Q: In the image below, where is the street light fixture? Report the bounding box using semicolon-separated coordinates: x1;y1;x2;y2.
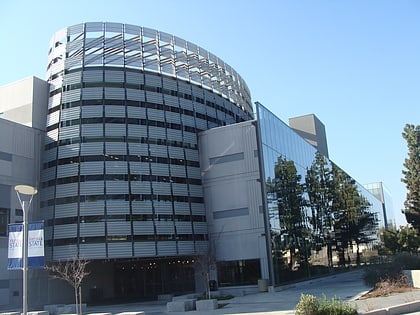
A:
14;185;37;315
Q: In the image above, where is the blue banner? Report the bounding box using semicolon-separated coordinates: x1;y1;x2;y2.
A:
8;221;44;270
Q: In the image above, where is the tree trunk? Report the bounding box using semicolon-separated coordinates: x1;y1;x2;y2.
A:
74;285;79;315
79;286;82;315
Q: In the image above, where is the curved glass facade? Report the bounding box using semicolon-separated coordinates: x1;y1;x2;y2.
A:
256;102;384;284
41;22;253;263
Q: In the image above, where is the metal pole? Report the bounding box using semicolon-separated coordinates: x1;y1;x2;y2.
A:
14;185;37;315
22;200;28;315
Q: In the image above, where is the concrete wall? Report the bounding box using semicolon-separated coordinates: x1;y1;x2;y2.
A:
198;121;268;280
0;112;44;310
0;77;48;130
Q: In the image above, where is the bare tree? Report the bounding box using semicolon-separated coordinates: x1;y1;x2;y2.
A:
46;259;90;315
195;240;217;299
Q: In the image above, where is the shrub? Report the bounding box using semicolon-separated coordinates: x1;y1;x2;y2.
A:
364;253;420;287
295;294;318;315
295;294;357;315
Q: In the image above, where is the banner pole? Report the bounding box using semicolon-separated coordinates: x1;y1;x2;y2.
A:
14;185;37;315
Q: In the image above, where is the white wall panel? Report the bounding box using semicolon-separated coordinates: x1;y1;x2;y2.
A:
80;181;105;194
185;149;198;161
177;241;195;254
56;183;78;197
165;111;181;123
104;88;125;99
126;71;144;84
127;124;147;137
107;221;131;234
40;186;55;201
133;221;154;234
58;144;80;158
105;105;126;117
107;200;129;214
55;203;78;218
129;162;149;174
130;181;151;194
56;164;79;177
132;200;153;213
105;161;127;174
79;244;106;259
61;107;81;120
187;167;201;178
134;242;156;256
191;203;205;215
127;89;145;101
155;222;175;233
82;70;103;82
80;223;105;236
152;182;171;194
80;201;105;215
151;164;169;176
82;87;103;99
108;243;132;258
168;146;184;159
193;222;208;234
43;148;57;162
195;118;207;130
81;142;104;155
105;181;129;194
47;111;60;126
157;242;177;255
80;162;104;175
41;168;56;183
149;144;168;157
81;124;103;137
188;185;203;197
54;224;77;238
147;108;165;121
105;142;127;154
148;126;166;139
53;245;78;261
170;165;186;177
46;129;58;143
163;94;178;107
173;202;190;214
104;124;126;136
59;126;80;139
166;130;182;141
175;222;192;233
172;183;188;195
105;70;124;82
62;89;81;102
154;201;172;213
127;143;148;155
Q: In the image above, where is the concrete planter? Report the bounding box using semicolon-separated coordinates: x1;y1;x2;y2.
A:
196;299;218;311
403;270;420;288
167;299;197;312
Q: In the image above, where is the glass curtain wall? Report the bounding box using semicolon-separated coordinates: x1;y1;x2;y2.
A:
256;102;384;285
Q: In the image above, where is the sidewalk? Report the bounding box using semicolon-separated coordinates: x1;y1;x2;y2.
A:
86;270;420;315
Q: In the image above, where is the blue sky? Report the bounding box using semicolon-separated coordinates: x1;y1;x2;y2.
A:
1;0;418;226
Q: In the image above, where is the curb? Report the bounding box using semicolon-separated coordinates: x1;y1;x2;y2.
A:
361;300;420;315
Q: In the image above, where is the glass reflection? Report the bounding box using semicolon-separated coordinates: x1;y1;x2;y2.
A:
256;102;382;285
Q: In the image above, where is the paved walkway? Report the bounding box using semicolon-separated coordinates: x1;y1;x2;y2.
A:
86;269;420;315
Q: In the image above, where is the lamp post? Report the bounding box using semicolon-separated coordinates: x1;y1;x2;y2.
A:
15;185;37;315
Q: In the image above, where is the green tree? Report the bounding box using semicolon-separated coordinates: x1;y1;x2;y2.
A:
305;152;334;266
380;225;420;254
397;225;420;253
402;124;420;231
273;156;309;269
379;226;400;255
332;165;377;266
